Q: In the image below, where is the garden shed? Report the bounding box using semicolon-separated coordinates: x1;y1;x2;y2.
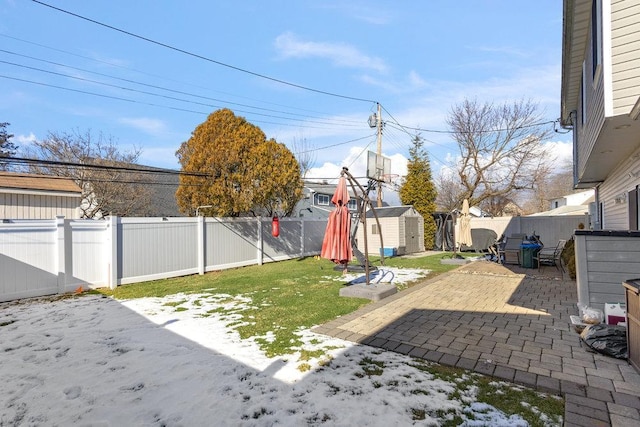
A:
355;206;424;256
0;171;82;219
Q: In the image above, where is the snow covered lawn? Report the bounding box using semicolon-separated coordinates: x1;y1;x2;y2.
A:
1;284;563;426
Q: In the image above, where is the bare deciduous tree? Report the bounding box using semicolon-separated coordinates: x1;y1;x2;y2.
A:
290;135;316;178
435;172;465;213
446;98;553;214
23;129;152;218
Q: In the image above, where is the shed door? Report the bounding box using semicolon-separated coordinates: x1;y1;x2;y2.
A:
405;217;421;253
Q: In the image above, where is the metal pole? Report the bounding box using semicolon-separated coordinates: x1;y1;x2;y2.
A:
376;103;383;208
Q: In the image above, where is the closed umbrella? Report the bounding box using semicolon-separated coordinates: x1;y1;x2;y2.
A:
458;199;473;249
321;176;352;272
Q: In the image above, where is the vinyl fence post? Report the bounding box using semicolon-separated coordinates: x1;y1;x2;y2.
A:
197;216;205;275
300;218;305;257
106;216;118;290
257;217;263;266
55;216;67;294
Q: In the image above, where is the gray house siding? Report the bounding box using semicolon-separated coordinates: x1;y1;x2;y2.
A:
575;230;640;310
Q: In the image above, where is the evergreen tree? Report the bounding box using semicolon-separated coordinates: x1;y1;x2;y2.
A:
399;135;438;249
176;109;303;217
0;122;18;170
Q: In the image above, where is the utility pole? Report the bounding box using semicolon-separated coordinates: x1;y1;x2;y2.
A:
376;102;383;207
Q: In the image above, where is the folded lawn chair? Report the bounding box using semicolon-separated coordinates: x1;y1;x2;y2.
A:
534;239;567;271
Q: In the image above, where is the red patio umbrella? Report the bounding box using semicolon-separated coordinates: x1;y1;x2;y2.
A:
320;175;352;272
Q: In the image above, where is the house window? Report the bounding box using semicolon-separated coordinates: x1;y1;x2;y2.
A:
592;0;602;78
317;194;330;206
372;224;379;234
347;199;357;210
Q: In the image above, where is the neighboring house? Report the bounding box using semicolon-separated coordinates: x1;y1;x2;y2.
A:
293;182;360;219
561;0;640;310
355;206;424;256
0;171;82;219
81;165;181;218
529;189;595;216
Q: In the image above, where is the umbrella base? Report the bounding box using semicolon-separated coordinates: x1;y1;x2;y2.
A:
333;264;378;273
339;283;397;302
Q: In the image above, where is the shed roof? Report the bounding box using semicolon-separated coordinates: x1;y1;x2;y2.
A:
0;172;82;194
365;206;418;218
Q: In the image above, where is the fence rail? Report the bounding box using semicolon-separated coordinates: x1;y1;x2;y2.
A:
1;216;327;302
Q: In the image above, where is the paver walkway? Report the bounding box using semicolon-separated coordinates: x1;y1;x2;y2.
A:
313;260;640;426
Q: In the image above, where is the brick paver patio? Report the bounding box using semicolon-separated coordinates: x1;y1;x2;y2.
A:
313;259;640;426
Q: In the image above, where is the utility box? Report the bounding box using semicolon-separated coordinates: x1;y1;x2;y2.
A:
623;279;640;373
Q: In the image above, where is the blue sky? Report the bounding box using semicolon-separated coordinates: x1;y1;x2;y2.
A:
1;0;571;201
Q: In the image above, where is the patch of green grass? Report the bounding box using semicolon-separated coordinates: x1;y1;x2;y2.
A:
94;252;562;424
358;356;385;376
98;256;378;357
299;349;327;361
408;360;564;426
162;300;187;307
297;363;312;372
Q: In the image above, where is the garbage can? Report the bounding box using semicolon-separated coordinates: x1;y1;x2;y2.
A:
623;278;640;373
520;243;541;268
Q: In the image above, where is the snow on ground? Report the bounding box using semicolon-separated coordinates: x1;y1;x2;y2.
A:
0;268;559;426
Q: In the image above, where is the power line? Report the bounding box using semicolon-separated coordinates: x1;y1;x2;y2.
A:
292;134;375;155
0;48;363;126
5;156;199;176
0;33;366;118
380;104;556;135
1;59;362;128
32;0;377;104
1;74;358;131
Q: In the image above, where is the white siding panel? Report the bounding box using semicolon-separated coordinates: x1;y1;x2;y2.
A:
0;193;79;219
611;1;640;113
577;63;606;178
599;146;640;229
579;232;640;309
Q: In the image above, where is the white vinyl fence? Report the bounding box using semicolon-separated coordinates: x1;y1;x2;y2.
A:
0;216;327;302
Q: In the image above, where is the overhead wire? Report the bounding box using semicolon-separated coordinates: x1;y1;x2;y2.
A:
0;33;366;118
1;60;363;128
0;48;363;126
31;0;377;104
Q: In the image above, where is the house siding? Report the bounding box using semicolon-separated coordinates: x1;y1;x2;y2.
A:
611;0;640;114
575;230;640;311
576;41;606;179
0;192;80;219
599;145;640;228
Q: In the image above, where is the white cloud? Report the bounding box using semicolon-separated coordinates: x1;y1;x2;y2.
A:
139;146;180;169
543;139;573;170
274;32;388;73
15;132;37;145
408;70;426;88
119;117;168;136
